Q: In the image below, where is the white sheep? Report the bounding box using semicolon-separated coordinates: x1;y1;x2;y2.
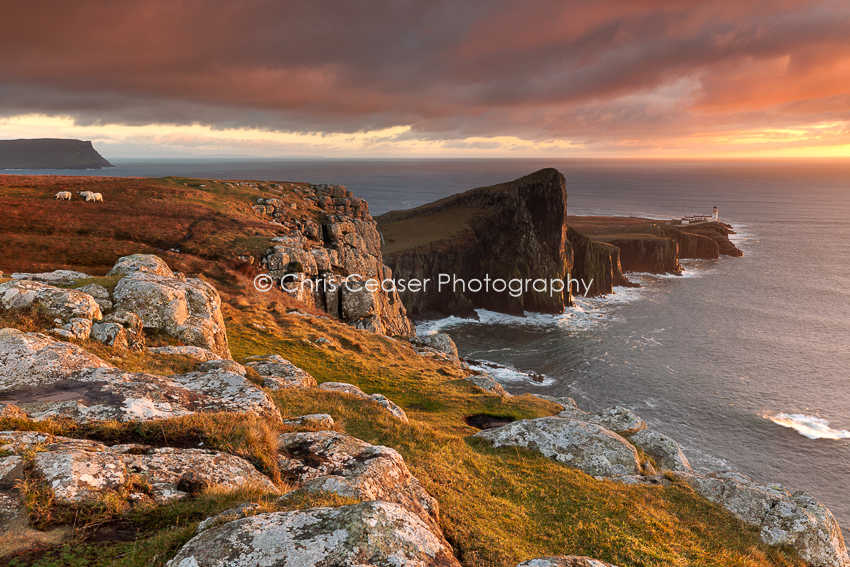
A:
85;193;103;202
78;190;92;198
54;191;72;200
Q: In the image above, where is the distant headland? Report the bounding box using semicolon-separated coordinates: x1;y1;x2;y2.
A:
0;138;113;170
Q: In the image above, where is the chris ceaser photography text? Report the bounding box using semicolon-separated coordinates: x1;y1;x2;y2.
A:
253;273;595;297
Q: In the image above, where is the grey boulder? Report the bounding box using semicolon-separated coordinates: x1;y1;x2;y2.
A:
474;417;640;477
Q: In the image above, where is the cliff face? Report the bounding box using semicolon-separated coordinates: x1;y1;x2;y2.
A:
0;139;113;170
379;169;570;318
567;228;637;297
599;237;683;275
675;222;743;257
257;184;414;336
653;227;719;259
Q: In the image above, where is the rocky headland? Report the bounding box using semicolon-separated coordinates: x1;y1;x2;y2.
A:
0;173;834;567
0;139;114;170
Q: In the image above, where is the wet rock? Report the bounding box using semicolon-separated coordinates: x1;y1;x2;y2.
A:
517;557;619;567
277;431;438;531
107;254;174;278
0;432;276;503
674;471;850;567
244;354;316;390
281;414;335;429
112;258;230;359
318;382;408;423
629;429;691;472
166;501;460;567
474;417;640;477
466;375;510;397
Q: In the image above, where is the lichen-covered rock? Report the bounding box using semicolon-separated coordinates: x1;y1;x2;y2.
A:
0;402;27;420
466;375;510;397
244;355;317;390
0;330;280;423
107;254;174;278
0;280;102;338
517;557;619;567
318;382;408;423
166;501;461;567
582;406;647;436
90;322;129;349
277;431;438;532
149;346;222;362
77;283;113;312
112;266;230;359
196;503;261;535
0;455;24;488
413;333;459;359
198;359;246;375
0;328;111;390
10;270;91;284
0;432;275;503
281;414;335;429
474;417;640;477
674;471;849;567
629;429;691;472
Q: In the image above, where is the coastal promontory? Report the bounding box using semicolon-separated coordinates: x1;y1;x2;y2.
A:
0;139;113;170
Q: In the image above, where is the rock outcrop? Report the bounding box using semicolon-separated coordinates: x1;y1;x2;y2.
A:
244;354;317;390
379;169;571;317
670;222;743;257
474;417;641;477
166;501;461;567
674;471;849;567
0;279;102;340
0;329;280;423
257;184;414;337
629;429;691;472
277;431;440;533
112;256;231;359
0;431;276;503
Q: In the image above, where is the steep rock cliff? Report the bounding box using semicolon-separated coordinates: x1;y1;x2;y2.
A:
676;222;743;257
598;236;683;275
257;184;414;336
567;228;637;297
379;169;570;318
651;227;719;259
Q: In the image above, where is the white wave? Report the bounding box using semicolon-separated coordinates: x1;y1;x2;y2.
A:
466;360;555;387
766;413;850;440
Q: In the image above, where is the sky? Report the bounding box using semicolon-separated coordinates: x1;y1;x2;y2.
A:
2;0;850;159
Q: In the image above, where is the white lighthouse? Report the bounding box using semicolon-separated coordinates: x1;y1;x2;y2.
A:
712;206;719;222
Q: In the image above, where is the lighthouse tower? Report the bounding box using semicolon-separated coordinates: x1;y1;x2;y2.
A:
712;206;719;222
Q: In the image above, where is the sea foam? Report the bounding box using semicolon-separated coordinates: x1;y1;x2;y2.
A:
766;413;850;440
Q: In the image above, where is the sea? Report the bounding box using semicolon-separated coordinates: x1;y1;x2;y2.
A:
9;157;850;533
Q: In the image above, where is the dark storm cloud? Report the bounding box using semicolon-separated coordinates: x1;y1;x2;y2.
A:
2;0;850;145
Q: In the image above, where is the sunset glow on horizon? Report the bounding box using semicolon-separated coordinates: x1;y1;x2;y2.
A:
2;1;850;159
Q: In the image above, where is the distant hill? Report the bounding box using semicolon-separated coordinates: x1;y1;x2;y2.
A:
0;138;113;170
